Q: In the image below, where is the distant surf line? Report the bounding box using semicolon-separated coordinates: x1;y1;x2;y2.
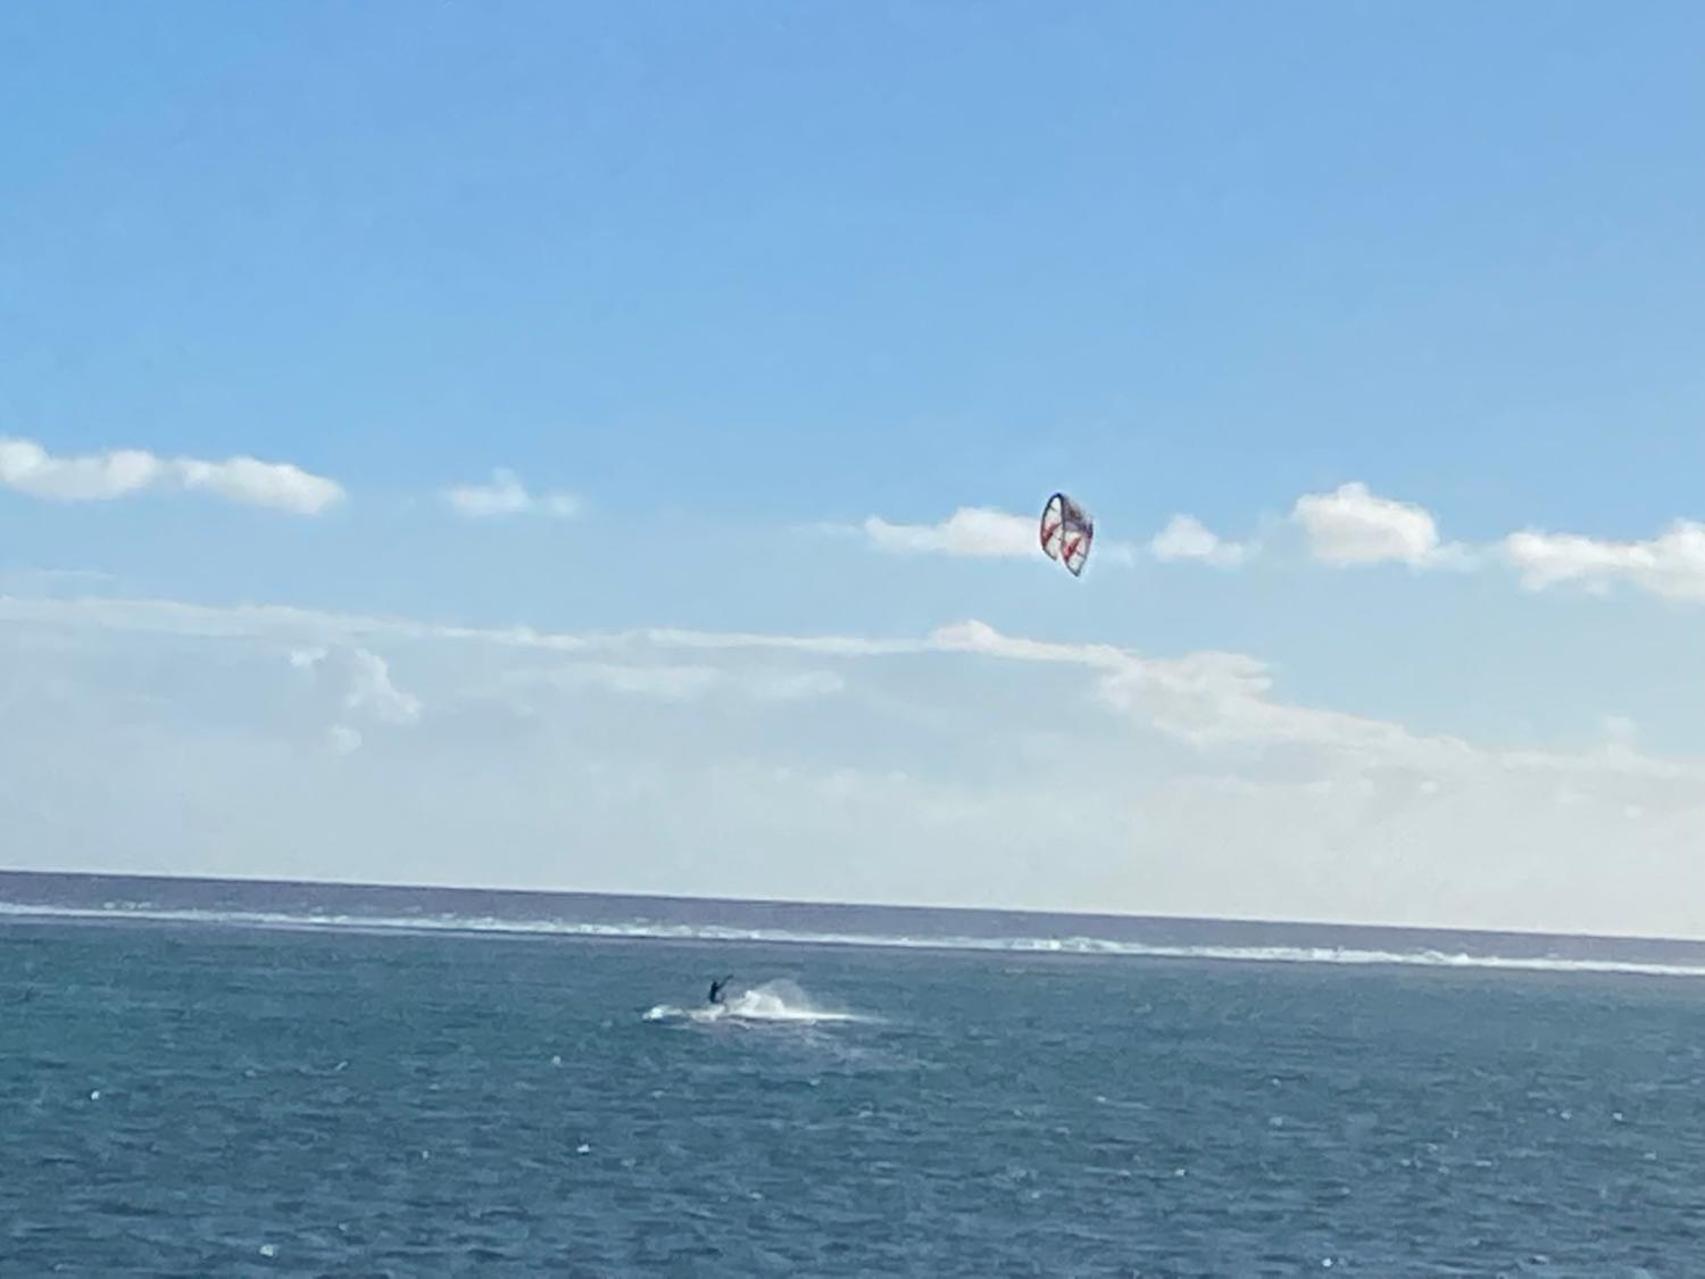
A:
8;899;1705;980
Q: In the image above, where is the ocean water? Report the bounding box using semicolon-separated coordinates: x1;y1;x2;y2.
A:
5;884;1705;1275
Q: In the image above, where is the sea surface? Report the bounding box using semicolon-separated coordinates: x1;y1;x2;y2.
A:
5;874;1705;1276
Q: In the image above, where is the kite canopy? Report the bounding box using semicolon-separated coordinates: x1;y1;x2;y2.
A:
1040;492;1093;576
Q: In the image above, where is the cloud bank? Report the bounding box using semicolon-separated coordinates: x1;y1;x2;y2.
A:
7;589;1705;937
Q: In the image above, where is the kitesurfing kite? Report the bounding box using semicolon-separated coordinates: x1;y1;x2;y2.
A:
1040;492;1093;577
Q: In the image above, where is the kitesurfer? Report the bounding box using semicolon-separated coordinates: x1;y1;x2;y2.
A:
707;975;732;1006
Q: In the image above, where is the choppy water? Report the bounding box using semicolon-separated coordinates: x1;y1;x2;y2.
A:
6;915;1705;1275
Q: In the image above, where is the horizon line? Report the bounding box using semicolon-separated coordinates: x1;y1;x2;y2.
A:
4;864;1703;951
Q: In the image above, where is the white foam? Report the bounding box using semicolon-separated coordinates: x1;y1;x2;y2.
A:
643;978;864;1025
6;900;1705;979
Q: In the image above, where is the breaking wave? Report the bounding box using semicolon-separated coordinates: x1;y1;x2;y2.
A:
7;899;1705;980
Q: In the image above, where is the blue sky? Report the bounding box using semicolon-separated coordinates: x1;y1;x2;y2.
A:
7;3;1705;936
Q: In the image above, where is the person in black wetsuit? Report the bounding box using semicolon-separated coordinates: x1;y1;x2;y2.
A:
707;975;733;1005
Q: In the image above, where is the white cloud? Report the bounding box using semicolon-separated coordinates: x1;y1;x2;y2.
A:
1291;482;1449;567
857;488;1455;574
861;507;1037;558
343;648;422;725
584;663;724;700
1149;514;1254;568
859;504;1140;568
930;618;1128;670
327;725;364;756
289;644;421;749
638;627;922;658
444;468;579;519
0;593;926;662
502;662;846;704
0;438;161;500
1503;521;1705;601
0;597;1646;784
747;669;847;701
0;437;343;515
841;485;1705;608
932;618;1467;762
927;618;1705;818
174;456;344;516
